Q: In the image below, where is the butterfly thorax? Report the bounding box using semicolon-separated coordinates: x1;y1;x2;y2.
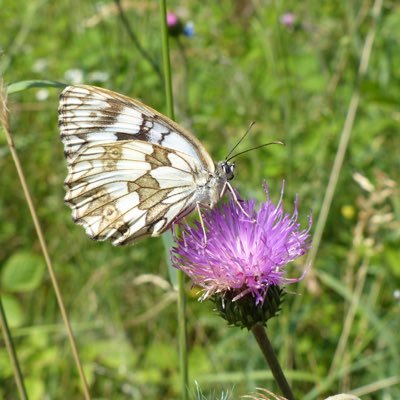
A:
196;160;235;208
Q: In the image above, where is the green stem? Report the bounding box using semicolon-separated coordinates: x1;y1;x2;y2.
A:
159;2;189;399
177;266;189;399
0;298;29;400
251;323;295;400
159;1;174;120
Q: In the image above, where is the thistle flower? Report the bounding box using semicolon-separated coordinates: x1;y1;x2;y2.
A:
171;182;311;308
166;11;183;37
173;183;311;397
166;11;195;38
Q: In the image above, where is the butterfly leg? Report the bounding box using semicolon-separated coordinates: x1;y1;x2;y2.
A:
222;182;256;222
196;202;208;244
196;202;209;246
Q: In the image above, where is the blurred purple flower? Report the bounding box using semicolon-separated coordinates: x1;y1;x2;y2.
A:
172;182;312;305
167;11;194;38
280;12;296;28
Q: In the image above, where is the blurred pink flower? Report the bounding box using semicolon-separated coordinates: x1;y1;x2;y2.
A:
167;11;179;27
280;12;296;28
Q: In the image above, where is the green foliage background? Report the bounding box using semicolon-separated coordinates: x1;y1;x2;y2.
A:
1;1;399;399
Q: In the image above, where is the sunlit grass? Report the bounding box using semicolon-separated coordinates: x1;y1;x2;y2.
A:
0;0;399;399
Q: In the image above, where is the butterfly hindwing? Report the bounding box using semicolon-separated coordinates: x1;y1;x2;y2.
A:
64;140;202;245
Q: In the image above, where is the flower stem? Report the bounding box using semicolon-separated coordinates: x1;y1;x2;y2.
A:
177;266;189;399
159;2;189;399
159;0;174;120
251;323;295;400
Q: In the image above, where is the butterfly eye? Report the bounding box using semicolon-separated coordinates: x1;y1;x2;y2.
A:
223;162;235;181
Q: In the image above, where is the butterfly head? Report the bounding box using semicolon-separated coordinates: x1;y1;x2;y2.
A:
217;160;235;181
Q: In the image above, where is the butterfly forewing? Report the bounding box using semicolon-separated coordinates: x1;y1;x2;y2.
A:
59;85;214;170
58;85;229;245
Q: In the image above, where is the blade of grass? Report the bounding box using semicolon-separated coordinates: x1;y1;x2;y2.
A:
159;2;189;399
7;80;65;94
319;0;384;385
351;376;400;398
304;0;383;273
290;0;383;320
304;349;390;399
0;0;45;75
0;298;28;400
113;0;163;84
287;1;384;394
328;256;369;377
0;81;91;400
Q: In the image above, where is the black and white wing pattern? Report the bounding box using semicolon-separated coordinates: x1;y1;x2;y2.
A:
58;85;235;245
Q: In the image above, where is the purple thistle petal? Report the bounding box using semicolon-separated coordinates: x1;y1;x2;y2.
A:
171;182;312;305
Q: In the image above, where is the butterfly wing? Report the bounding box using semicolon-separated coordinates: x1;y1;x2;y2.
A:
64;140;204;245
58;85;214;171
58;85;214;245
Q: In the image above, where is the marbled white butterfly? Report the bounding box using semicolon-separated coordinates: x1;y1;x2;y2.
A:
58;85;235;245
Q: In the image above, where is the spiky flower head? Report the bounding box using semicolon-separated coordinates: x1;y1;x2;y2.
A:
171;182;312;328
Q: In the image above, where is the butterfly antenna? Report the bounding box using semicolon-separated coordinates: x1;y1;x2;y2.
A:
225;121;256;160
226;141;284;161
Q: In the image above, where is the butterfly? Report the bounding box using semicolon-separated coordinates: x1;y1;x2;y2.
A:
58;85;236;245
